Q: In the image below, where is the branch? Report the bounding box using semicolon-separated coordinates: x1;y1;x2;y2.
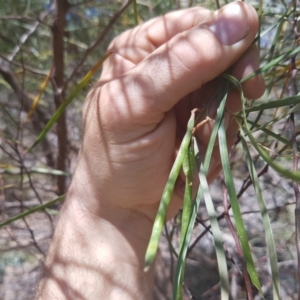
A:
51;0;70;195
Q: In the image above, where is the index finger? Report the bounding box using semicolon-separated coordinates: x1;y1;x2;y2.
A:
101;7;215;81
109;7;214;63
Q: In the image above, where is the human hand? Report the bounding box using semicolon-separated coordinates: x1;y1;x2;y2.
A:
75;1;264;222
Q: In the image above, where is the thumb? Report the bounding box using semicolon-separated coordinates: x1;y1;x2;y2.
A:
99;2;258;126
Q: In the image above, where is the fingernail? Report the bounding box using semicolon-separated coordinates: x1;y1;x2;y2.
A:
209;3;250;45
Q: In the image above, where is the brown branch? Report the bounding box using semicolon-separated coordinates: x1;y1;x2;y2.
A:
51;0;70;195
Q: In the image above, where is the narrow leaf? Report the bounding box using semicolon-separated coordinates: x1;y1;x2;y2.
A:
0;195;65;228
240;46;300;83
218;120;262;293
242;95;300;113
25;65;53;122
198;154;229;300
241;132;281;299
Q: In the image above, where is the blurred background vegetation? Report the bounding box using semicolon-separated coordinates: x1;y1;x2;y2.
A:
0;0;299;299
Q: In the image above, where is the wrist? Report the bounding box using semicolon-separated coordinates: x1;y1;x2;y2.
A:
66;183;155;265
36;181;156;299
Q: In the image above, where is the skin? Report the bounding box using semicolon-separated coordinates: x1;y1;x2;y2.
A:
36;2;265;299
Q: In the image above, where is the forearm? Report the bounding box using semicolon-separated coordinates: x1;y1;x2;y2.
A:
36;181;155;300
